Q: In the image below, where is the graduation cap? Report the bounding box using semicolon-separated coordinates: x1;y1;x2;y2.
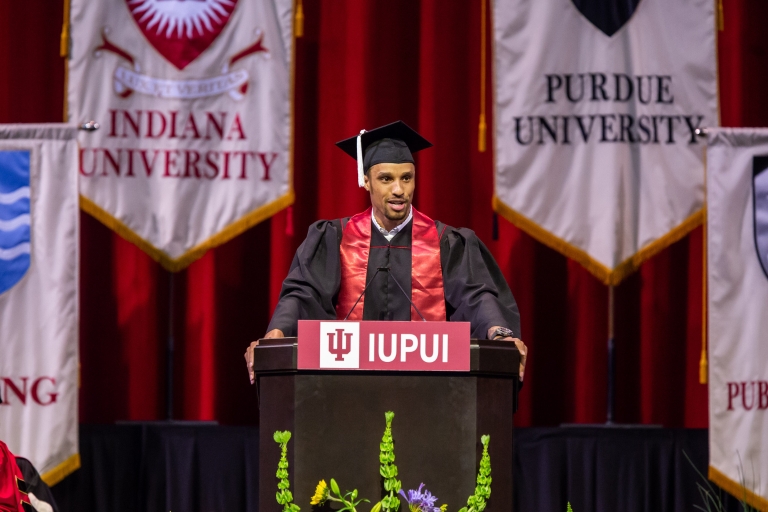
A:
336;121;433;187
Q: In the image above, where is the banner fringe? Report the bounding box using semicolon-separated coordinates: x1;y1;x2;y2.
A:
41;453;80;487
492;195;704;285
80;192;294;272
709;466;768;512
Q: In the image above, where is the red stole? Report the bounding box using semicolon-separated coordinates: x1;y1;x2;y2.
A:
336;207;446;321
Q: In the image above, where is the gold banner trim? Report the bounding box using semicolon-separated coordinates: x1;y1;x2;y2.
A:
709;465;768;511
41;453;80;487
80;192;294;272
492;195;703;285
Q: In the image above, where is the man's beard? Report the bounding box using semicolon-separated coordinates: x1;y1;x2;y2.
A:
385;203;409;220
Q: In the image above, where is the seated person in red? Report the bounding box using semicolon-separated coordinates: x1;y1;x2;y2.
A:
0;440;32;512
245;121;527;381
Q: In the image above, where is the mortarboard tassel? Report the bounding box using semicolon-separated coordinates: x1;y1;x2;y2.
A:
356;129;366;187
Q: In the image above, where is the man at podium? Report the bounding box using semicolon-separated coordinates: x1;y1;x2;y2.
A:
245;121;526;382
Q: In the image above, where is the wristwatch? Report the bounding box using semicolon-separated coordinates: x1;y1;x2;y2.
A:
490;326;515;339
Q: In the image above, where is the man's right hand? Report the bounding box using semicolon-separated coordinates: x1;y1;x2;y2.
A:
244;329;285;384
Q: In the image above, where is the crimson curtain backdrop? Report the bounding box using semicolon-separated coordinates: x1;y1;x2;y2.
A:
2;0;768;429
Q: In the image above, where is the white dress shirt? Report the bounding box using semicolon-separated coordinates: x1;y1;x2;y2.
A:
371;207;413;242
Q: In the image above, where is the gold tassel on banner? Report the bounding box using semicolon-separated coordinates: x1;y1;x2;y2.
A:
717;0;724;31
700;206;708;384
478;0;487;153
295;0;304;38
61;0;71;121
60;0;71;57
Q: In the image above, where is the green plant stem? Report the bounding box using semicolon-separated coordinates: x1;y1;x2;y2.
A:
459;435;491;512
380;411;400;512
327;495;358;512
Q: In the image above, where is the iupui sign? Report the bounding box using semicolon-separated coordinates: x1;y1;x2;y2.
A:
297;321;471;372
67;0;294;270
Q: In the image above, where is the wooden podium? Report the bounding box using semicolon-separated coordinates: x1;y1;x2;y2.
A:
253;336;520;511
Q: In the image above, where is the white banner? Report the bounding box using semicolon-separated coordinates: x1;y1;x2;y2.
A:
707;128;768;511
493;0;718;284
68;0;294;271
0;124;80;485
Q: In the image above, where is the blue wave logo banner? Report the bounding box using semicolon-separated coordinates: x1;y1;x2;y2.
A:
0;150;31;294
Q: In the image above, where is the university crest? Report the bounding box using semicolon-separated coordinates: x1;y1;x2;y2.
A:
127;0;237;70
571;0;642;36
96;0;267;101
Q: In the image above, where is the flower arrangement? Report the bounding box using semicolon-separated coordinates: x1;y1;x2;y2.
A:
399;483;445;512
309;477;369;512
274;411;492;512
378;411;401;512
274;431;300;512
457;435;491;512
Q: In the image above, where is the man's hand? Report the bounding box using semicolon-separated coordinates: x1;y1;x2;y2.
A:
488;326;527;381
244;329;285;384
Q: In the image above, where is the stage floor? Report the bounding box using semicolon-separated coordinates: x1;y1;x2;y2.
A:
50;425;743;512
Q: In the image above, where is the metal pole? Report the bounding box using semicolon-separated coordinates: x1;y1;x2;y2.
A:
166;271;175;421
606;284;615;425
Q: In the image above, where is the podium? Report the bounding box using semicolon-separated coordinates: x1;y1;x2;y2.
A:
253;336;520;511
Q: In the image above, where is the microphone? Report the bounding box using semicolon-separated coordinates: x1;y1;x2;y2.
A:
344;267;427;321
385;268;427;322
344;267;385;320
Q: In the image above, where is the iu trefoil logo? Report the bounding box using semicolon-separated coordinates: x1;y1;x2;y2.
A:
319;322;360;369
328;329;353;361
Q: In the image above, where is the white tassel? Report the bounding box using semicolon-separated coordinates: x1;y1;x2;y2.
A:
356;129;366;187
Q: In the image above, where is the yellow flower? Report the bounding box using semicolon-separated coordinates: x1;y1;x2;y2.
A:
440;505;448;512
310;479;329;505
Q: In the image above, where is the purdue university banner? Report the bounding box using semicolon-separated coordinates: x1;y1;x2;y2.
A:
493;0;718;284
0;125;79;485
707;128;768;511
67;0;294;271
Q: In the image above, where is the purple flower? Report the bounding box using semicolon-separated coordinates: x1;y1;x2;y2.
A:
399;484;440;512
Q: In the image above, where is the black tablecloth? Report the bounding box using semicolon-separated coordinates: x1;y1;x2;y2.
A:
51;425;742;512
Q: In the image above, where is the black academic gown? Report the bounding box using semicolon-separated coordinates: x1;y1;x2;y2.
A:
267;217;521;340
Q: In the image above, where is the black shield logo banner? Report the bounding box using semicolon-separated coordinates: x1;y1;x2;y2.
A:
571;0;643;37
753;156;768;279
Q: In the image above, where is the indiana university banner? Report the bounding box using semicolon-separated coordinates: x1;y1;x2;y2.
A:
0;124;80;485
67;0;295;270
707;128;768;511
493;0;718;284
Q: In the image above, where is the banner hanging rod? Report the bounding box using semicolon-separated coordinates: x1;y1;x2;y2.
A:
79;120;99;131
